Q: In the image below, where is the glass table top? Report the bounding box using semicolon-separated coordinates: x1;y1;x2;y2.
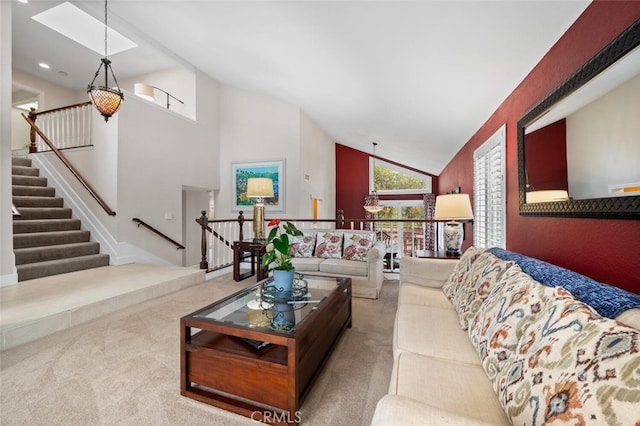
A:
193;274;345;334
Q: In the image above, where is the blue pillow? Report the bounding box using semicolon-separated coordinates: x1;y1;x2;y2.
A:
488;247;640;319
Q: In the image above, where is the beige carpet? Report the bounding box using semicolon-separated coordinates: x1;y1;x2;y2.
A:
0;274;398;425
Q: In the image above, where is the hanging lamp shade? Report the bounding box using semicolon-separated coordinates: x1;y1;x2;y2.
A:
364;142;384;214
87;0;123;122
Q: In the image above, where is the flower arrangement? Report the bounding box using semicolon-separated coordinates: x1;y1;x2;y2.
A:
261;219;303;272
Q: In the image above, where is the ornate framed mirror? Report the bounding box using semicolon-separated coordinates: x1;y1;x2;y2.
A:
518;19;640;219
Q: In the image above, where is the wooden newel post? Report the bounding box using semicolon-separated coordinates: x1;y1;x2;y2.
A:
237;211;245;241
337;209;345;229
197;210;208;270
28;108;38;153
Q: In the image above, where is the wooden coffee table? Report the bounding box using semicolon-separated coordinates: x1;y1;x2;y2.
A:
180;274;352;424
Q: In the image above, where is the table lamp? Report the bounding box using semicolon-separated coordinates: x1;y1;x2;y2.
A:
434;193;474;254
247;178;274;241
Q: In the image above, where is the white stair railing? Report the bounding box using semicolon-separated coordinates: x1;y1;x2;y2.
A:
35;103;93;151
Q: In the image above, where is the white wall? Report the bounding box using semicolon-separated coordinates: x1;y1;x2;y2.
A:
299;112;336;218
567;73;640;198
11;106;30;150
1;1;18;286
217;86;336;225
119;66;196;120
12;69;79;110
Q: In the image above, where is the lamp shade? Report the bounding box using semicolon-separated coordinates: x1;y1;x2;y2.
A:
434;193;474;220
247;178;274;198
134;83;155;102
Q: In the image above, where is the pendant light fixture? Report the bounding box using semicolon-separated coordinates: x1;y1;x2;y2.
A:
87;0;124;122
364;142;384;214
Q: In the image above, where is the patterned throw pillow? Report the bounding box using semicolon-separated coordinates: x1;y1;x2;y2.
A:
495;295;640;426
467;271;576;385
442;246;485;300
314;232;343;259
452;251;516;330
342;232;376;262
292;232;316;258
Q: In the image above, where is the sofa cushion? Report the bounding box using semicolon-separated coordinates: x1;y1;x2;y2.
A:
393;304;480;365
468;270;576;385
488;247;640;319
292;231;316;258
318;258;367;276
315;231;343;259
442;246;484;300
495;295;640;426
452;252;516;330
342;232;376;261
290;257;323;272
372;394;504;426
390;353;510;425
398;283;454;309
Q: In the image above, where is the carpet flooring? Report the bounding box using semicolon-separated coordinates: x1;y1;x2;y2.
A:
0;274;398;425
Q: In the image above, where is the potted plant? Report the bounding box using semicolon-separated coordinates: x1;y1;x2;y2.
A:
261;219;303;293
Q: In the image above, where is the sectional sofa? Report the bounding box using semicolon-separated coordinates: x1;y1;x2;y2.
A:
290;229;386;299
372;247;640;425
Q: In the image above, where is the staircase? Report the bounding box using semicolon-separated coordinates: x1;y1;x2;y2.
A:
11;157;110;281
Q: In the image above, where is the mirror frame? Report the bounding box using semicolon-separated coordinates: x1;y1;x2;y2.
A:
518;19;640;219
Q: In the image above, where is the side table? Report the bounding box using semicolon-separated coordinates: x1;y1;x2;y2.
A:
233;240;268;282
415;250;461;260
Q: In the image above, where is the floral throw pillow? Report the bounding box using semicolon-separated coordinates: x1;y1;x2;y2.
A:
442;246;484;301
314;232;343;259
495;295;640;426
452;251;516;330
292;232;316;258
342;232;376;262
467;272;576;385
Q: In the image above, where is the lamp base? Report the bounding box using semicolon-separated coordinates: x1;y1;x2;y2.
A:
253;203;265;240
443;221;463;254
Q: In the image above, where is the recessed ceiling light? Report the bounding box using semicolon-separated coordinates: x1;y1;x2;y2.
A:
17;0;29;4
38;62;50;69
31;1;137;56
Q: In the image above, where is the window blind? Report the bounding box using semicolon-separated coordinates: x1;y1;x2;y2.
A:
473;124;506;249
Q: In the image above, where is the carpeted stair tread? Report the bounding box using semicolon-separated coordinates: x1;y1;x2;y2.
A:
12;195;64;208
12;185;56;197
11;165;40;177
11;157;32;167
13;218;81;234
12;175;47;187
13;230;90;249
14;242;101;265
16;254;110;281
12;207;73;220
12;156;110;281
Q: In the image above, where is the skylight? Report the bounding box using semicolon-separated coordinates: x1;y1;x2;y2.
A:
31;2;137;56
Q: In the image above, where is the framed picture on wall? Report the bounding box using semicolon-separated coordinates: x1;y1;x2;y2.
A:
232;159;285;212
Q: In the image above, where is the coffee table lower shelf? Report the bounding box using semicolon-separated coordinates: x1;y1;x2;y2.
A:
180;277;352;425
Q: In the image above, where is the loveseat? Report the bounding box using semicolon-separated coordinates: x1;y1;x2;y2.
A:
290;229;386;299
372;247;640;425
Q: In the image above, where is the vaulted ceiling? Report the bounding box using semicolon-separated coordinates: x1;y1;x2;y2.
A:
11;1;590;174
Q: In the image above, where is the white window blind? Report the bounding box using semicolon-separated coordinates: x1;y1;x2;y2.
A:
473;124;506;248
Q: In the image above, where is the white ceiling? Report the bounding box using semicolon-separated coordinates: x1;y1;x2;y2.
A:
11;0;590;174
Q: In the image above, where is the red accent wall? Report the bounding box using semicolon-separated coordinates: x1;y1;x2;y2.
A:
525;119;568;191
438;3;640;293
335;144;370;219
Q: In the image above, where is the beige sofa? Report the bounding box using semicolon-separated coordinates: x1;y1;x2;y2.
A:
372;247;640;425
290;229;386;299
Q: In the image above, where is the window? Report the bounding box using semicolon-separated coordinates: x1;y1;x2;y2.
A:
372;159;431;194
473;124;506;248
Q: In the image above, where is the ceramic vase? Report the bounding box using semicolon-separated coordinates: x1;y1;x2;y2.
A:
272;268;295;294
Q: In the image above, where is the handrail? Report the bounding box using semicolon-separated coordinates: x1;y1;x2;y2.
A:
21;112;116;216
32;102;92;117
132;218;185;249
196;209;471;271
